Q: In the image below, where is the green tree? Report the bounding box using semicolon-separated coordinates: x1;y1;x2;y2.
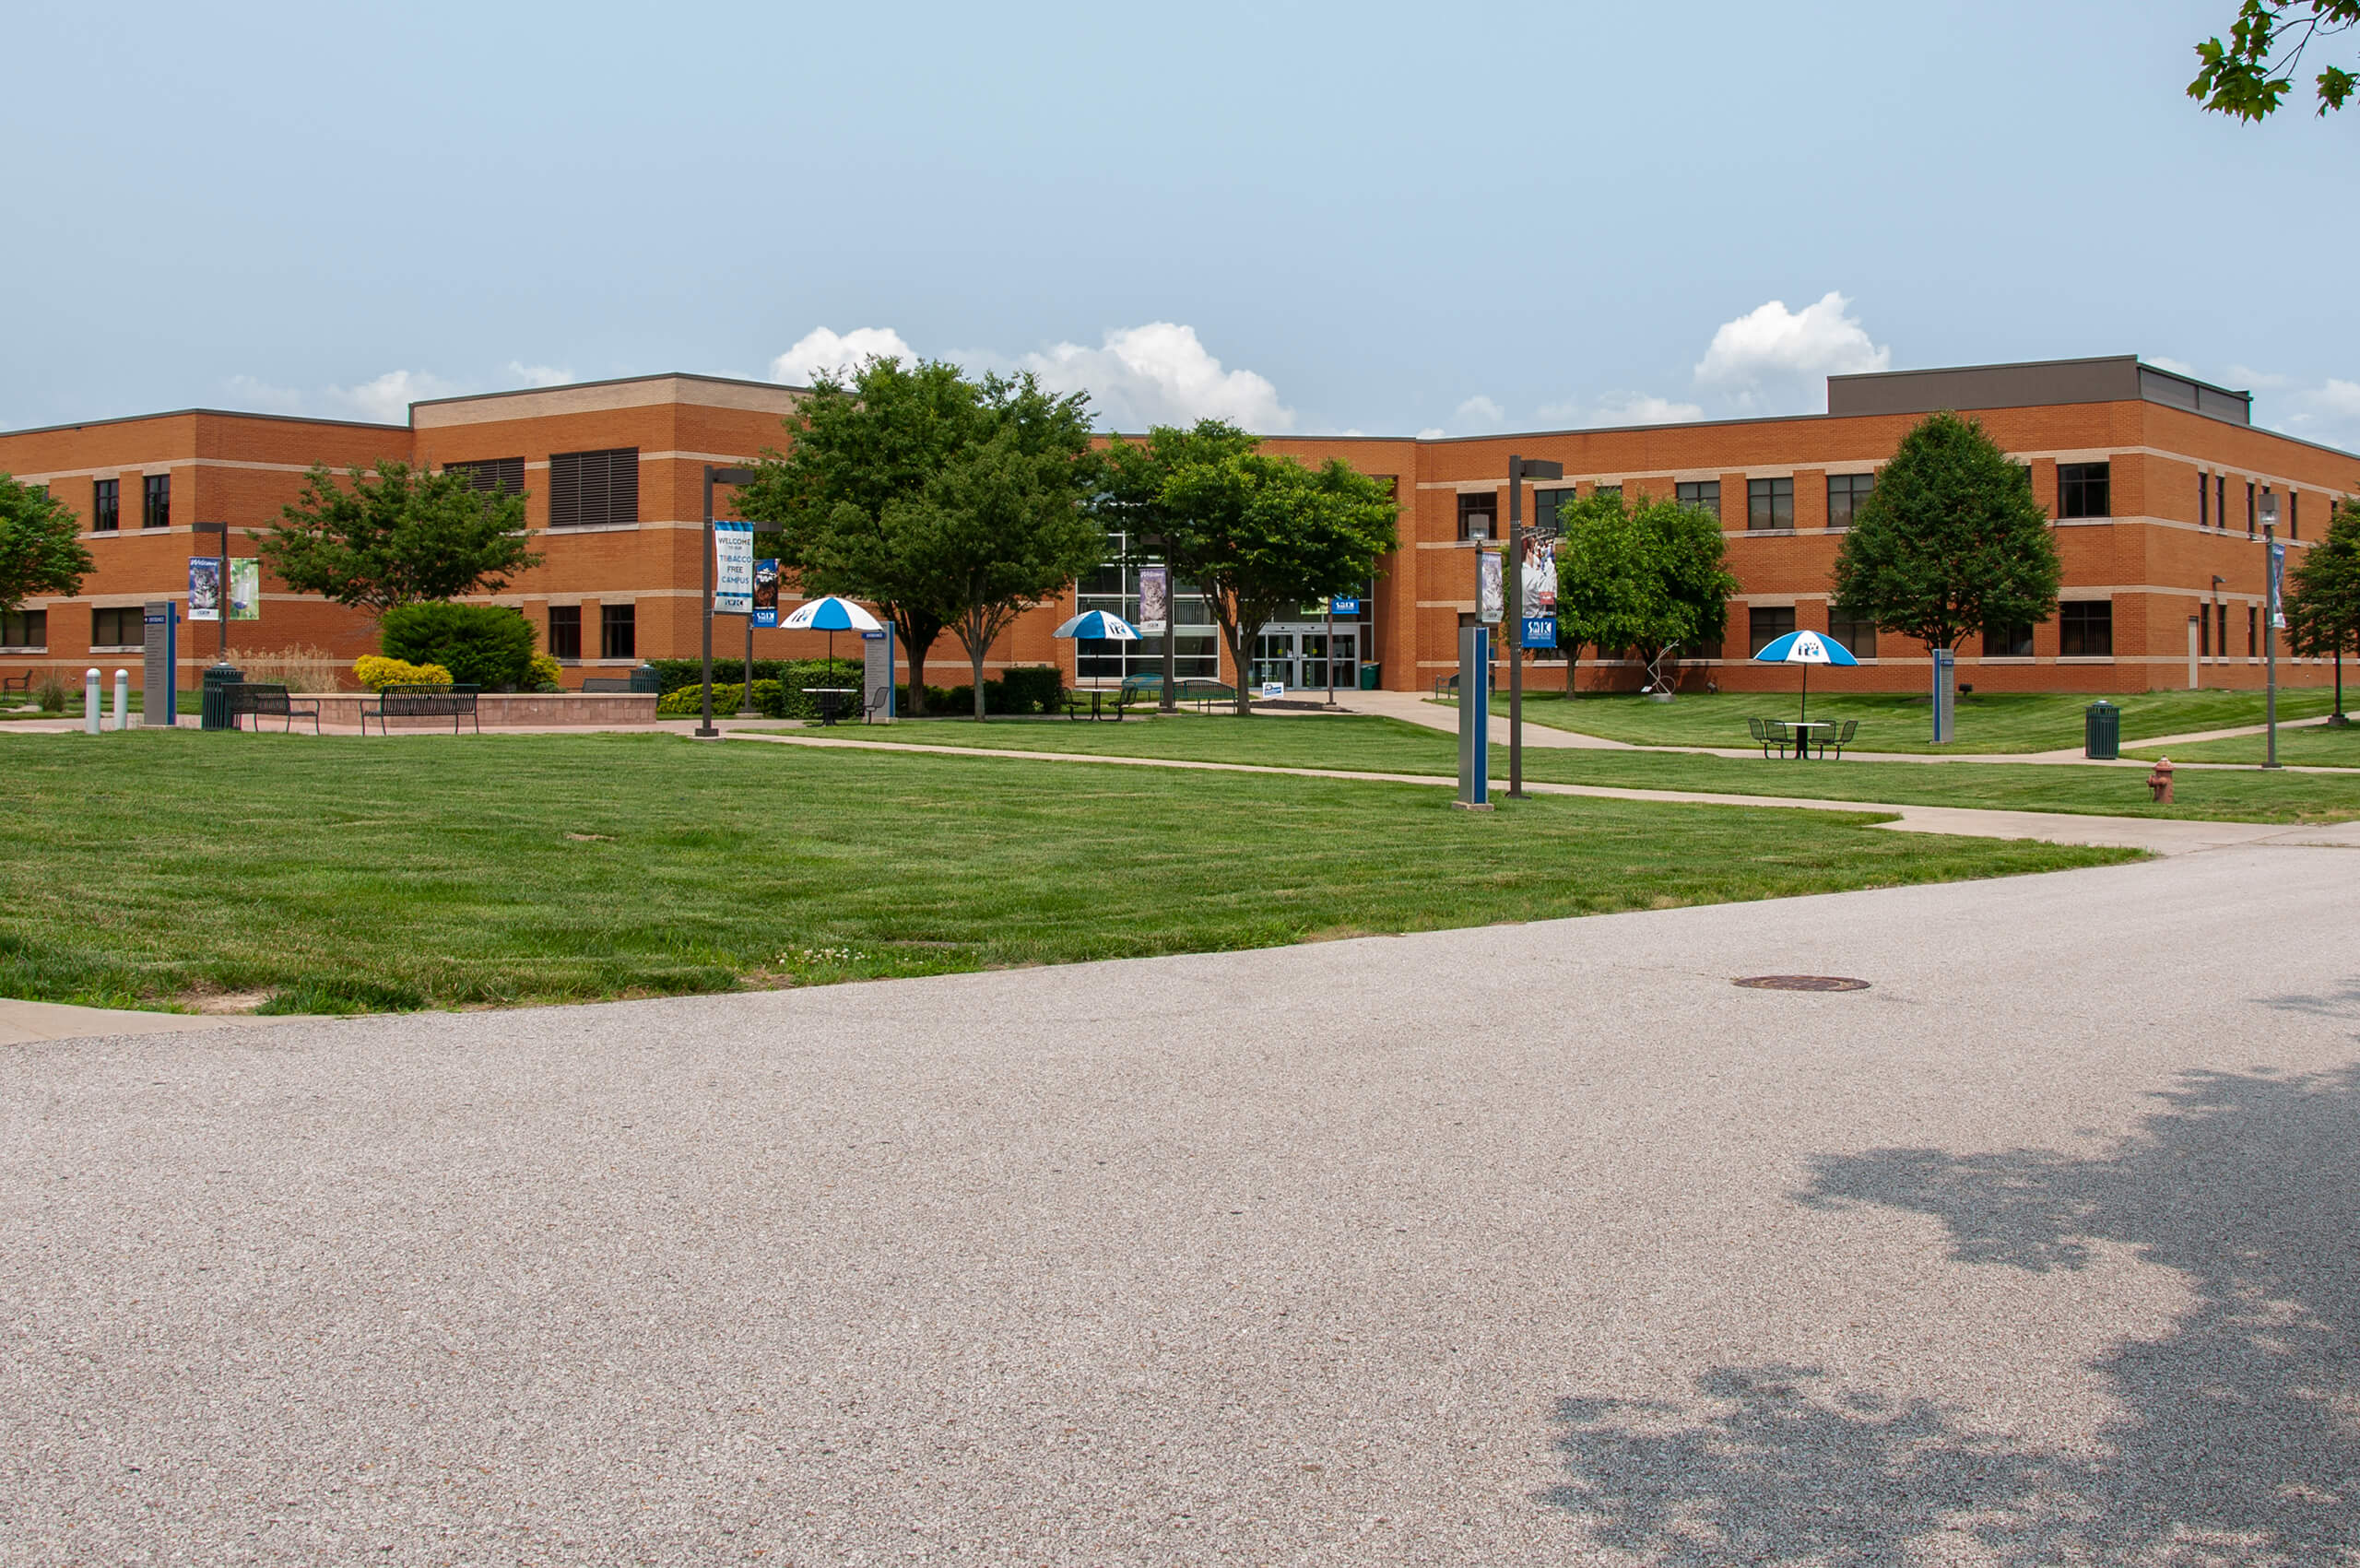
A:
733;358;978;715
2190;2;2359;119
1554;491;1739;694
0;473;93;614
2284;495;2360;720
258;461;538;615
1831;412;2061;655
886;374;1106;721
379;602;540;690
1157;451;1398;715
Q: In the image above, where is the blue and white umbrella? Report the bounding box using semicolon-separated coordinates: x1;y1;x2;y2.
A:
1752;630;1858;722
783;595;882;669
1052;609;1142;642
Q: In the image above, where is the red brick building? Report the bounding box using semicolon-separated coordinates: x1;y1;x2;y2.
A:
2;357;2348;697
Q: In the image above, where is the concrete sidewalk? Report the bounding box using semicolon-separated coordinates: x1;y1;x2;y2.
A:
0;997;292;1046
725;729;2353;855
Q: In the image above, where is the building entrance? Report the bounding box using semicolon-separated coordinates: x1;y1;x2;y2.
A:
1250;627;1359;690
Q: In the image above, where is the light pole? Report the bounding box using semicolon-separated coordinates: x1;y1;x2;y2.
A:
2263;494;2283;770
1504;454;1563;799
699;465;758;739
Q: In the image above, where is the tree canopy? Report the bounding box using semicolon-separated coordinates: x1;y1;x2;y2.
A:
882;373;1106;720
0;473;92;615
1153;443;1398;713
1830;412;2061;654
2285;495;2360;716
2190;2;2358;119
734;358;982;714
1554;491;1739;692
257;461;537;615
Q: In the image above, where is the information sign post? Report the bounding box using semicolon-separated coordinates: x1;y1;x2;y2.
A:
1931;648;1956;745
141;601;178;726
1456;623;1492;810
2263;495;2283;770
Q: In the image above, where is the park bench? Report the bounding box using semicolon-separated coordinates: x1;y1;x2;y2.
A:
580;667;662;694
362;683;480;736
1;672;30;696
228;682;322;735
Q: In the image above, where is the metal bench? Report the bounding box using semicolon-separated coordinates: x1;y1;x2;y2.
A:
362;683;480;736
1747;716;1791;759
228;682;321;735
1;672;30;696
1813;719;1858;760
580;667;663;694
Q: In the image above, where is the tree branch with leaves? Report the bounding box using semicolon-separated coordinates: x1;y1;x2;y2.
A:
257;461;537;615
0;473;93;615
2190;1;2359;119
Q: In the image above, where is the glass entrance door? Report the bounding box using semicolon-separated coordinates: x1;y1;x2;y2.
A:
1250;633;1296;689
1253;629;1360;690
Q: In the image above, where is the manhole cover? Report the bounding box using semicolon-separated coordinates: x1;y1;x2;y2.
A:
1733;974;1871;992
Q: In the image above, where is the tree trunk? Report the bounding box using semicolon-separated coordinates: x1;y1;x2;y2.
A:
971;631;988;722
897;613;935;717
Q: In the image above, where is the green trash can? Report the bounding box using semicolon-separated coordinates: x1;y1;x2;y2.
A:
2084;700;2120;760
200;664;246;731
1359;663;1380;690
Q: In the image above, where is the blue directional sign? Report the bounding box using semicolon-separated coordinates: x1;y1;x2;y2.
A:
1520;616;1557;649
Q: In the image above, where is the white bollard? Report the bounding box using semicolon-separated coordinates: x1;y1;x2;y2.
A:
84;668;100;735
112;668;129;731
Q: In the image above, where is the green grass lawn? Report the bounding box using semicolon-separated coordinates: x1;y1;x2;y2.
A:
2129;716;2360;768
0;730;2131;1014
877;712;2360;822
1476;687;2338;754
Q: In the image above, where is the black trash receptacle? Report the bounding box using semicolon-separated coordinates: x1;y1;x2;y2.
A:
628;663;663;694
2084;700;2120;760
200;665;245;731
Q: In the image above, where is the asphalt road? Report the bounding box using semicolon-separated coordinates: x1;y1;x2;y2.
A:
5;845;2355;1566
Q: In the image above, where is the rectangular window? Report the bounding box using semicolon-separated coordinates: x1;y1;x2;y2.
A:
549;448;640;528
2217;601;2229;658
0;609;45;648
2058;462;2110;519
142;473;170;529
91;607;144;647
2216;474;2227;530
1675;480;1721;521
1825;473;1875;530
2248;481;2257;537
2200;607;2211;658
1534;488;1576;533
2290;490;2300;539
1825;608;1877;659
1983;620;2034;658
2059;601;2113;657
1747;477;1794;530
1457;491;1495;540
2248;604;2259;655
2200;471;2209;528
599;603;636;660
548;605;582;661
447;456;526;496
92;478;119;533
1591;484;1622;502
1747;605;1796;655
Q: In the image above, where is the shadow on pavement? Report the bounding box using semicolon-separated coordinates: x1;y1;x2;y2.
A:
1540;1064;2360;1563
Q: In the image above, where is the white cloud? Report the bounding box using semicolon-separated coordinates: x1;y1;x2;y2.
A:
2225;362;2293;391
1693;291;1890;414
768;326;917;386
321;370;468;422
221;374;309;415
1536;391;1706;429
506;361;572;388
2271;378;2360;452
1012;323;1293;432
2146;355;2201;379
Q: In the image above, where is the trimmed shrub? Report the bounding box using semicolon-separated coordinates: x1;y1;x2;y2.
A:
997;665;1064;714
656;680;787;717
527;653;563;691
353;655;454;690
380;603;538;690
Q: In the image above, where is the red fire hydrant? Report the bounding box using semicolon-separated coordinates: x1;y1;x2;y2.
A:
2146;756;2175;804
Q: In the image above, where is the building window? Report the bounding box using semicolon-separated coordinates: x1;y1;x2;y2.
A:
2058;462;2110;519
447;456;526;496
1747;605;1796;654
91;607;144;648
1825;607;1878;659
599;603;636;660
1457;491;1495;540
1983;620;2034;658
2216;601;2229;659
92;478;119;533
548;605;582;661
549;448;639;528
2216;474;2228;530
1747;477;1794;530
1591;484;1622;502
1534;488;1576;533
1074;531;1222;682
2059;601;2113;657
2290;490;2299;539
0;609;45;649
1676;480;1721;521
2199;471;2209;528
2247;481;2257;537
2200;607;2211;658
2248;604;2258;656
142;473;170;529
1825;473;1875;530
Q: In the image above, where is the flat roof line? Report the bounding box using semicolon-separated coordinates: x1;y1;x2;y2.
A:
0;407;409;442
407;371;813;411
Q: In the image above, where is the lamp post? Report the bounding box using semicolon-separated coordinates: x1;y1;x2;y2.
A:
192;522;230;661
1504;454;1564;799
699;465;758;739
2262;494;2283;770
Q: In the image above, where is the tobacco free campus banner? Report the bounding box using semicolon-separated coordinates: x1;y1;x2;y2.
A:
714;523;754;615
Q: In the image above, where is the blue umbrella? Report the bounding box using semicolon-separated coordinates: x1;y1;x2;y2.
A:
783;595;882;671
1052;609;1142;641
1752;630;1858;722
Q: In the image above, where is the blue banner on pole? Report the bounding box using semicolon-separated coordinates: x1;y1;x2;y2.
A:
751;558;780;628
1520;616;1557;649
2270;540;2287;630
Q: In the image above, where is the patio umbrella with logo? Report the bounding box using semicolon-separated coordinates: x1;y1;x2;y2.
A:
1752;630;1858;723
784;595;883;671
1051;609;1142;643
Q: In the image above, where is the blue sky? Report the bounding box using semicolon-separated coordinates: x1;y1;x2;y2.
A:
6;0;2354;448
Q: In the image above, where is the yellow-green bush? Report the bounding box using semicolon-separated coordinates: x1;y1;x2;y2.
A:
528;653;563;691
352;655;454;690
